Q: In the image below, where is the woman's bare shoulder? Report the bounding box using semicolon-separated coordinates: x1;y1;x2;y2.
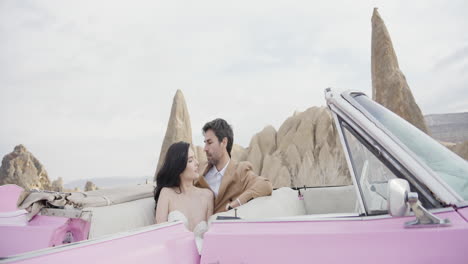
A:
160;187;177;196
195;187;213;198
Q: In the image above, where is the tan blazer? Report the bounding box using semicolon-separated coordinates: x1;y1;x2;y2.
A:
195;160;273;213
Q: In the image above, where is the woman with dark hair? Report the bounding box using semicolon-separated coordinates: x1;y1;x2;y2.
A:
154;141;213;238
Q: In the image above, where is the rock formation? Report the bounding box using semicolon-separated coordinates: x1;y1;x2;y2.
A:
155;90;193;178
448;141;468;161
246;107;351;188
0;145;52;190
426;112;468;143
371;8;429;134
195;145;208;172
183;107;350;188
84;180;98;191
231;144;248;164
246;126;277;175
50;177;64;192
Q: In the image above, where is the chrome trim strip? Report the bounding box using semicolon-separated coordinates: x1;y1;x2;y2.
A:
214;207;455;224
0;221;183;263
40;208;83;219
214;213;363;223
455;201;468;208
426;207;455;214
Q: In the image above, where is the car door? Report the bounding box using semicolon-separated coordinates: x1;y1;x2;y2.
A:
201;209;467;263
0;222;200;264
200;115;468;264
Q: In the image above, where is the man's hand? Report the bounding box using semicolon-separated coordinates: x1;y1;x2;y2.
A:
225;199;241;211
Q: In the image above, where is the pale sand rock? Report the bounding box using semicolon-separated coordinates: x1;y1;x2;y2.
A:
284;144;301;185
246;126;277;175
155;90;193;178
371;8;429;134
247;107;351;188
448;141;468;161
296;149;319;186
84;180;98;191
231;144;248;163
261;153;291;188
246;142;263;175
51;177;64;192
195;145;207;172
0;145;52;190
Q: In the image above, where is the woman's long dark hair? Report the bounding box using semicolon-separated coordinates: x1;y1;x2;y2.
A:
154;141;190;208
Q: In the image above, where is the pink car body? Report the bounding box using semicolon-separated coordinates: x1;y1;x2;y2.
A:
1;89;467;263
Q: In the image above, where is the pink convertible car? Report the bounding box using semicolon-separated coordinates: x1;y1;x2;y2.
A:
1;88;467;263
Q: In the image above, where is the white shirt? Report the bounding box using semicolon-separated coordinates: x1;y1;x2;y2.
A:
204;160;230;197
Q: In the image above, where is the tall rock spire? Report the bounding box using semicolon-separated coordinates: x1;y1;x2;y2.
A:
371;8;429;133
155;90;193;178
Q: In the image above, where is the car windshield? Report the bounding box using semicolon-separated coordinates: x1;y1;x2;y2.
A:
352;94;468;201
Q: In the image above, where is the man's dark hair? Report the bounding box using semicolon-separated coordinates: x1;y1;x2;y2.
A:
203;118;234;157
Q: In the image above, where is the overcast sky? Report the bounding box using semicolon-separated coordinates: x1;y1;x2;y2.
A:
1;0;467;183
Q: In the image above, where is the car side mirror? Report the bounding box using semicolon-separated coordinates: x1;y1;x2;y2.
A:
387;179;410;217
387;178;451;228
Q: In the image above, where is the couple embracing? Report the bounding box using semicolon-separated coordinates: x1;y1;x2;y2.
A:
154;118;273;234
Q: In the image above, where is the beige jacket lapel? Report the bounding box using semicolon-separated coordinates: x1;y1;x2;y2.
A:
215;160;236;205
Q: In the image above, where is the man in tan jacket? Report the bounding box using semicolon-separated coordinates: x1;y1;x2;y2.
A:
195;118;273;213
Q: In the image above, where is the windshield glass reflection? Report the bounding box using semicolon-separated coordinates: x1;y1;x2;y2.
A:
353;94;468;201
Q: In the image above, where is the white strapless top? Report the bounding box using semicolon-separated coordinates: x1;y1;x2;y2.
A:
168;210;208;254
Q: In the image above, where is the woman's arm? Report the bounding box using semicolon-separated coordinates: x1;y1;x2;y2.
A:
155;188;170;224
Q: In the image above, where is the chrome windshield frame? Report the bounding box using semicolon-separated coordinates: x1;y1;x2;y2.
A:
325;88;462;205
330;110;366;215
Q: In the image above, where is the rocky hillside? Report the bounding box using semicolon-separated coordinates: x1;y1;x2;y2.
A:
245;107;351;188
0;145;53;190
425;112;468;143
448;141;468;161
